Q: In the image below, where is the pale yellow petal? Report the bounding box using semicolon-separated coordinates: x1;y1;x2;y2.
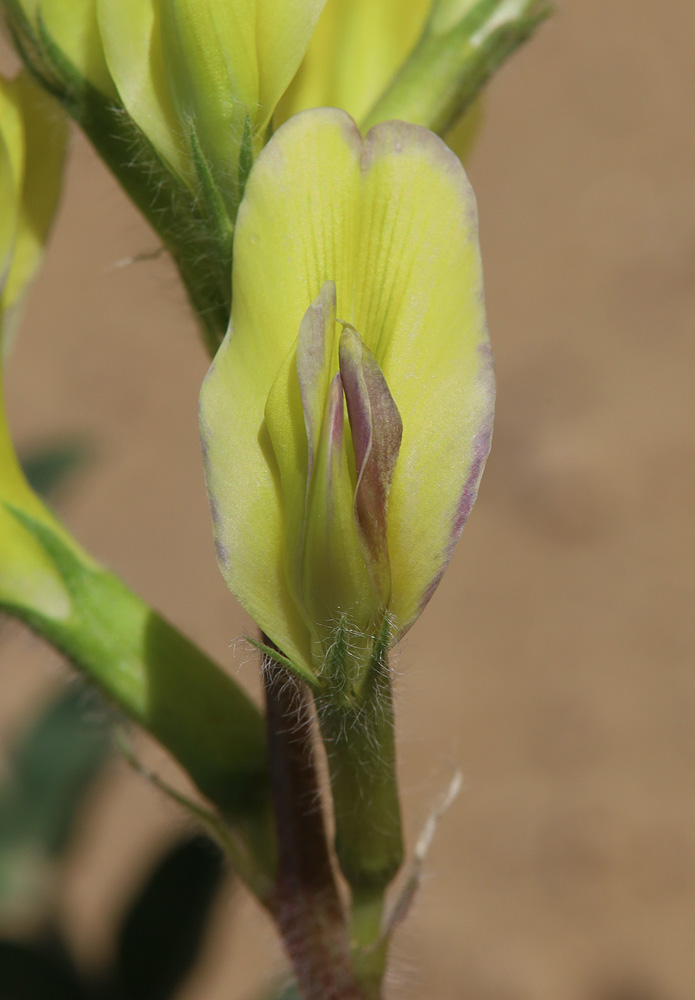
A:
231;109;362;370
40;0;117;98
98;0;194;184
0;74;67;340
0;87;22;298
353;121;493;631
255;0;328;118
263;282;336;625
199;327;314;678
199;111;362;674
278;0;430;124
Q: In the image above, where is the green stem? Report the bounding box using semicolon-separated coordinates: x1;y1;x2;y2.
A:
316;635;403;997
361;0;552;136
350;891;389;1000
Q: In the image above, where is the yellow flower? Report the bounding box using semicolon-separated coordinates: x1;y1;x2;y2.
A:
200;109;494;683
278;0;431;126
278;0;481;158
0;71;70;620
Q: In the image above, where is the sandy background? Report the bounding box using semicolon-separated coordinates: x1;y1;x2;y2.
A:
1;0;694;997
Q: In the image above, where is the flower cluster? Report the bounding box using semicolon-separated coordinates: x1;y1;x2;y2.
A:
1;0;496;689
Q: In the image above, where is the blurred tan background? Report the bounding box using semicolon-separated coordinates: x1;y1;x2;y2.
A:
1;0;694;997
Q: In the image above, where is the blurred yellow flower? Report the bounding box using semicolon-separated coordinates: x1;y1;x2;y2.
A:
0;71;70;619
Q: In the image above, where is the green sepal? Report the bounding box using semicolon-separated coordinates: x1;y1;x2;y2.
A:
317;616;353;704
43;23;231;351
316;614;403;897
237;113;255;195
246;635;321;692
185;115;235;243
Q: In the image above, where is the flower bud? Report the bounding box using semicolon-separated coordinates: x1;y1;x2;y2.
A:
97;0;195;186
41;0;116;97
159;0;325;213
2;0;116;98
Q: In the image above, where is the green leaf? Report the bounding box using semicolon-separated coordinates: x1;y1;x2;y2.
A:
20;439;91;500
8;686;110;855
261;981;302;1000
0;685;110;906
114;835;226;1000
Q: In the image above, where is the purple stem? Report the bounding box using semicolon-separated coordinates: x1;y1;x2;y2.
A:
262;649;371;1000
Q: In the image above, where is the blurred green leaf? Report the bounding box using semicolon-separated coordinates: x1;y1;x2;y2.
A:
0;937;86;1000
114;835;226;1000
8;686;110;855
0;685;111;906
267;984;302;1000
20;439;91;501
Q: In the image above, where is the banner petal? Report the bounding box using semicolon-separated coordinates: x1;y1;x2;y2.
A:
201;109;493;670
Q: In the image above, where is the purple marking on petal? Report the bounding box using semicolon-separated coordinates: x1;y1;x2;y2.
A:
338;326;372;471
416;344;496;618
339;327;402;605
215;537;230;569
296;281;336;491
325;371;345;466
454;414;493;537
205;493;230;568
208;494;221;528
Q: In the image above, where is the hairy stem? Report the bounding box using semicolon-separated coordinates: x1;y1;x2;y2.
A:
263;654;371;1000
